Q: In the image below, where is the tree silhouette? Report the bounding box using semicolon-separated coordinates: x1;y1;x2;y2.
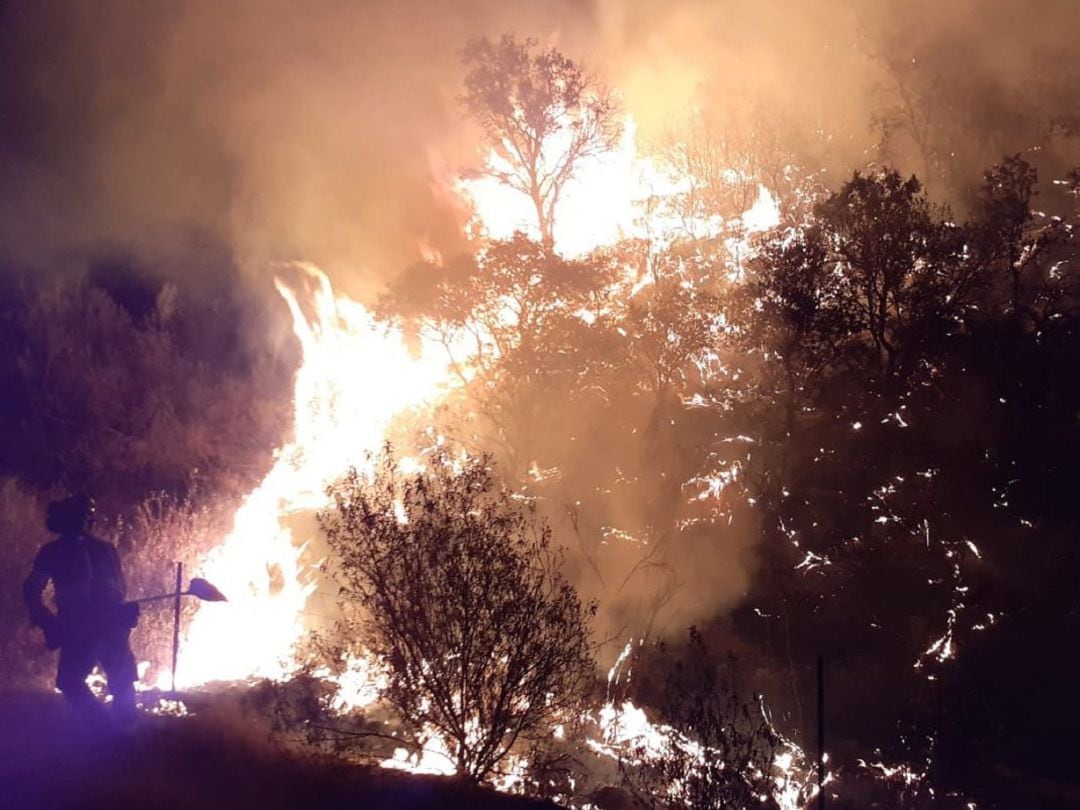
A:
461;34;622;249
383;234;619;469
319;446;595;783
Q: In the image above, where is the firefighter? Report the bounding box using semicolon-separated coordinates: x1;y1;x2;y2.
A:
23;494;139;725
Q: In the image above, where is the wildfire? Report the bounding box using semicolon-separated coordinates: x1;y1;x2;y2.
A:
589;696;818;809
456;115;778;258
172;264;453;687
584;642;818;810
161;102;792;797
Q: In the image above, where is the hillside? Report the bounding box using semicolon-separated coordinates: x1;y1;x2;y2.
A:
0;693;561;810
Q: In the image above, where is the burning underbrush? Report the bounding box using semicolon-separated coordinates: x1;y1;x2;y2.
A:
7;31;1074;806
73;263;797;807
107;228;965;806
174;659;815;809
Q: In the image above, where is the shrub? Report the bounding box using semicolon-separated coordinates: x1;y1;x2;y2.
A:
318;446;595;783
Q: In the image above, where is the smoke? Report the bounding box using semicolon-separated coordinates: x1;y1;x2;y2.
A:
2;0;1077;286
1;0;1077;646
594;0;1080;196
0;1;546;285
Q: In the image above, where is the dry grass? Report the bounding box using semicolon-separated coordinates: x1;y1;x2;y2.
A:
0;478;53;691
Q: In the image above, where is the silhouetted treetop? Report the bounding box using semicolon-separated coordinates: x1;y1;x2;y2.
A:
461;34;622;248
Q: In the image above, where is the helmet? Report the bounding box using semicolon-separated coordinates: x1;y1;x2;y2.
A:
46;494;96;535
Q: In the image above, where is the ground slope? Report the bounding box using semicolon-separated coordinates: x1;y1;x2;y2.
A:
0;693;559;810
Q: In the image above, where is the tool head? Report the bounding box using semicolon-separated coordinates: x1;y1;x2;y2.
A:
188;577;227;602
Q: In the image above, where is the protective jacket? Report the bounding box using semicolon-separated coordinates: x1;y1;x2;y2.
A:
24;530;138;718
23;532;130;643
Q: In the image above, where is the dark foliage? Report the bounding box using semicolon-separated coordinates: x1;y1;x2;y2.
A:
0;268;293;507
381;152;1080;805
736;158;1080;798
0;260;296;689
319;447;595;784
619;629;782;810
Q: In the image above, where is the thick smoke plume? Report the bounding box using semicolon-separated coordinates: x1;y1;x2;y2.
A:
0;0;577;284
3;0;1077;281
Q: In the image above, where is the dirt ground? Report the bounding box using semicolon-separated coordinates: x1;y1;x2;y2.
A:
0;692;559;810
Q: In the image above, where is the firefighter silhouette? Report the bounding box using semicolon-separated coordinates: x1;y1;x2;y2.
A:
23;495;139;725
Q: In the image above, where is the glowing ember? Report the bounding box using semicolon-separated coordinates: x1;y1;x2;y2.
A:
587;648;817;809
588;698;817;810
171;263;452;687
382;735;458;778
316;656;386;713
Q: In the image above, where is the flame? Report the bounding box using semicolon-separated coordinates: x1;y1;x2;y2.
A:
588;697;817;810
316;655;386;713
172;264;452;687
740;184;782;233
587;646;818;809
456;115;778;258
161;105;788;788
382;738;458;777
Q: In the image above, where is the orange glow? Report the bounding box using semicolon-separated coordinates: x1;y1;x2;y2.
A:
456;115;779;258
587;649;818;809
170;263;453;687
165;108;784;784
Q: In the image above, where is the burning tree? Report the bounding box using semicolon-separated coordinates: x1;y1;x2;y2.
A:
461;33;622;249
383;234;619;470
319;446;596;783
